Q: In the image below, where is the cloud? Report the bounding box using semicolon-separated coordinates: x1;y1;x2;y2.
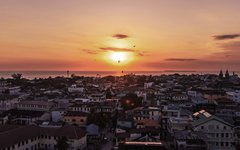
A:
220;41;240;51
99;47;136;52
112;34;129;39
99;47;145;57
213;34;240;40
81;49;98;54
144;59;240;71
138;52;144;56
165;58;197;61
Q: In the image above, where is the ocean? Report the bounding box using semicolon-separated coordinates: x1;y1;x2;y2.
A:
0;70;232;79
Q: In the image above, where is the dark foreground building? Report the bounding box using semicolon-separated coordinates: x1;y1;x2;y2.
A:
119;141;168;150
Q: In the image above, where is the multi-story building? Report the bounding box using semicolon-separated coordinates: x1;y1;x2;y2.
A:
130;106;161;121
227;90;240;103
167;117;192;134
160;105;192;139
192;110;235;150
64;111;88;127
68;84;84;93
0;124;87;150
173;130;208;150
17;100;56;111
0;96;19;111
69;103;94;113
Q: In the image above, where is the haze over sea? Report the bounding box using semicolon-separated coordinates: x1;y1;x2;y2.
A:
0;70;239;79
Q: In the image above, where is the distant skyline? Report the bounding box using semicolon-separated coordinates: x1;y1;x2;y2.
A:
0;0;240;71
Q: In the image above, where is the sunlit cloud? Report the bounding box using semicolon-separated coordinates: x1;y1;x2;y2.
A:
99;47;144;57
220;41;240;51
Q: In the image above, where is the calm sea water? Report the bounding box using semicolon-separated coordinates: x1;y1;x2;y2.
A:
0;70;231;79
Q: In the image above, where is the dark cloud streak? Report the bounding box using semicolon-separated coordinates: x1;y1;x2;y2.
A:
112;34;129;39
213;34;240;40
165;58;197;61
81;49;98;54
99;47;136;52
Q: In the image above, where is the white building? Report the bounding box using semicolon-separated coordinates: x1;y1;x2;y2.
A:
68;84;84;93
0;97;19;111
226;91;240;103
144;82;154;89
51;109;65;122
167;117;192;134
192;110;235;150
9;86;21;95
161;105;192;139
17;100;56;111
131;106;161;121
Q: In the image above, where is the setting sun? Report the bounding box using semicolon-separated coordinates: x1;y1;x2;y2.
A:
103;51;134;66
110;52;126;63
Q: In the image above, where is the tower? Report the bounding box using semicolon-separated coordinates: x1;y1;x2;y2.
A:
225;69;229;79
219;69;223;79
67;70;69;78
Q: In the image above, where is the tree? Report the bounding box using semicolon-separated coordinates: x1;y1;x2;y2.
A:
87;109;111;128
120;93;142;110
56;136;70;150
11;73;22;80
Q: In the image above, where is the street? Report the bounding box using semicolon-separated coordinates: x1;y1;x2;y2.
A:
100;132;114;150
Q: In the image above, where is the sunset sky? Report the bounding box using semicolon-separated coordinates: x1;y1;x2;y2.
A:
0;0;240;71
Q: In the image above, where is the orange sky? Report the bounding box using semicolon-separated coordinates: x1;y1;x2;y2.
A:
0;0;240;71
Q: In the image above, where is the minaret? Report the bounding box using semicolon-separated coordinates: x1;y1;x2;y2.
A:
219;69;223;79
225;69;229;79
67;70;69;78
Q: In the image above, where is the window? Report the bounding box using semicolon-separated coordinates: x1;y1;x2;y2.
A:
221;142;224;146
201;126;204;129
226;133;229;138
221;133;224;138
216;125;219;129
223;126;226;129
216;133;219;137
226;142;229;146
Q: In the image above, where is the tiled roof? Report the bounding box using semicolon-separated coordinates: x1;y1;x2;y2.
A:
65;111;88;117
192;114;233;127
